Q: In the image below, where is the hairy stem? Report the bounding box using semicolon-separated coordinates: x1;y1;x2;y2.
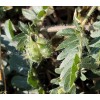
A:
79;7;96;59
81;6;96;28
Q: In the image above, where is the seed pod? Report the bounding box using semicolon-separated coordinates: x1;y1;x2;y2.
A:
36;36;47;44
57;88;65;94
37;44;52;58
26;40;42;63
31;47;42;63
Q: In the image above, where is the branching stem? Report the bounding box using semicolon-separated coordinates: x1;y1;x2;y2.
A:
79;7;96;59
81;6;96;28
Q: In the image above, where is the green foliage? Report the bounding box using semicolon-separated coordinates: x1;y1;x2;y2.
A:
11;75;30;89
89;21;100;76
22;9;37;21
22;6;49;24
2;6;100;94
3;7;53;93
50;27;80;93
0;35;31;93
4;19;16;40
27;68;39;88
51;18;100;94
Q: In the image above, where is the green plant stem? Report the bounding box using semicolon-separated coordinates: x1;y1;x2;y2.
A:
81;6;96;28
79;6;96;59
79;34;83;59
29;61;45;93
